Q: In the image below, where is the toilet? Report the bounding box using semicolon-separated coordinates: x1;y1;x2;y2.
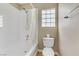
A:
43;34;55;56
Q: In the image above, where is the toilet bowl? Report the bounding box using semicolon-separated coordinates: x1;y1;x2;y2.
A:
43;48;54;56
42;35;55;56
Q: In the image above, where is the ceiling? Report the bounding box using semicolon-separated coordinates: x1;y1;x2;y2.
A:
10;3;57;10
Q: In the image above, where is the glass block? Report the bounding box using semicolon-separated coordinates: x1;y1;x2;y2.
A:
51;19;55;22
42;10;46;14
46;14;51;18
46;10;51;13
51;23;55;27
41;9;55;27
51;9;55;13
42;15;46;18
0;16;3;27
46;19;51;22
42;19;46;22
42;22;46;27
51;14;55;17
46;23;51;27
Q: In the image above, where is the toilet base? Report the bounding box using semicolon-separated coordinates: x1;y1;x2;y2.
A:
43;48;54;56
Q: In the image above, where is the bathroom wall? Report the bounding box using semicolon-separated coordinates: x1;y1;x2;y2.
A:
0;3;38;56
0;3;27;55
59;3;79;56
36;3;59;52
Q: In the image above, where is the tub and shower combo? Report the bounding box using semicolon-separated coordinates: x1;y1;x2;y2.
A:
0;4;38;56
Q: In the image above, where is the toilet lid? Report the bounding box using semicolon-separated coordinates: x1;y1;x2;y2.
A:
43;48;54;56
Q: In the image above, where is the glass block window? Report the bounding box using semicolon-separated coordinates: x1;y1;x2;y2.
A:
41;9;55;27
0;16;3;27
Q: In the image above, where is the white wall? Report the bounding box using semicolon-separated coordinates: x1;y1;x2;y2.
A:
59;3;79;56
0;3;29;56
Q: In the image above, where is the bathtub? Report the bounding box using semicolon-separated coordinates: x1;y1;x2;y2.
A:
26;43;38;56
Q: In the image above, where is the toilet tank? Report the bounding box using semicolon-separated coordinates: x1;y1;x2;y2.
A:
43;38;55;48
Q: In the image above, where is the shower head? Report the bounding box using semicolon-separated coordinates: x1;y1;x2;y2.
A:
22;8;28;14
64;16;69;19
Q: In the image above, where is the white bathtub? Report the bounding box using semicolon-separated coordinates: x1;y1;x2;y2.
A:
26;43;38;56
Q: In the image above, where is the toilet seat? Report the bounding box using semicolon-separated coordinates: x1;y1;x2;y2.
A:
43;48;54;56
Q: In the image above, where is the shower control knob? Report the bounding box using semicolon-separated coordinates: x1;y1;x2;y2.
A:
24;51;27;53
26;35;29;40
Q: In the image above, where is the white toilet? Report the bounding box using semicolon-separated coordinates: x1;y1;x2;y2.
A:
43;34;55;56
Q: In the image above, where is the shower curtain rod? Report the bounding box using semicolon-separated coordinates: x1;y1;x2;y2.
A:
64;5;79;18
